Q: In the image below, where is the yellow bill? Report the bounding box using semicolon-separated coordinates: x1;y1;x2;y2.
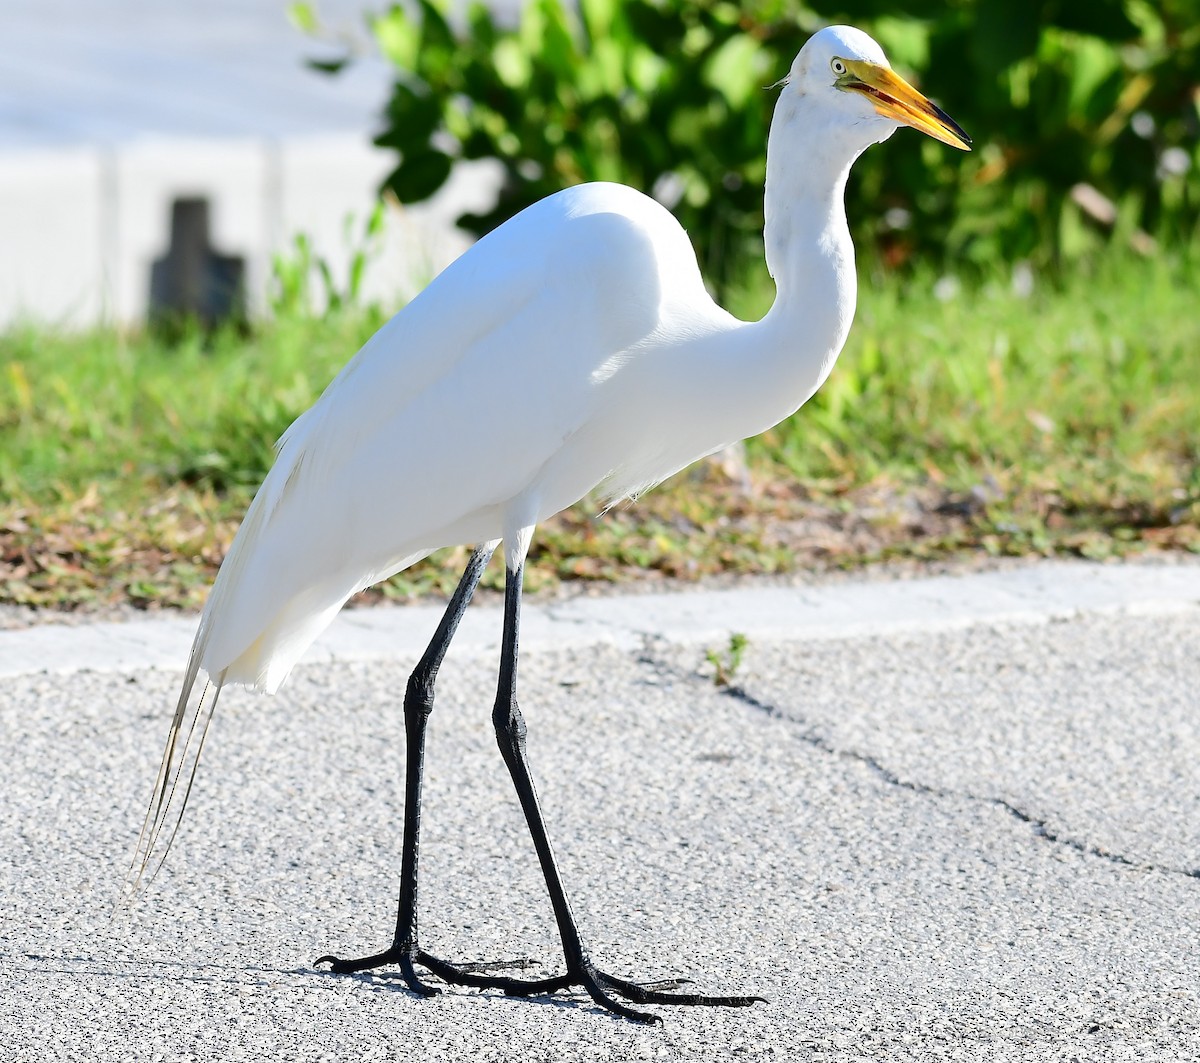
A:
841;59;971;150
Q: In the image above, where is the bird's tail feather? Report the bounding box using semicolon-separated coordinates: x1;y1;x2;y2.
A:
123;642;225;904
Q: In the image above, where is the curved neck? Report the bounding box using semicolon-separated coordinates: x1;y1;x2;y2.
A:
763;90;861;308
660;88;873;453
721;89;863;427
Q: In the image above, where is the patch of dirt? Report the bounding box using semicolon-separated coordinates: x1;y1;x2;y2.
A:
3;474;1193;629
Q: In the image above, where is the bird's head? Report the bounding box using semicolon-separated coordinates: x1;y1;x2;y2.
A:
785;25;971;153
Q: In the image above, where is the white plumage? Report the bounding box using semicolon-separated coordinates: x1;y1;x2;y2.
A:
133;25;968;1023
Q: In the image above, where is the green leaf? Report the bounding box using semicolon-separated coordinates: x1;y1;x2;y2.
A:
377;82;443;146
1048;0;1139;41
415;0;456;50
386;150;454;203
525;0;582;79
705;35;773;110
493;38;531;89
1061;36;1121;116
871;15;930;73
971;0;1043;74
287;2;318;34
579;0;618;42
370;7;421;70
365;201;386;239
305;57;350;75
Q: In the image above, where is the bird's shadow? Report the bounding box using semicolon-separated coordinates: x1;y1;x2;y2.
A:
19;949;609;1019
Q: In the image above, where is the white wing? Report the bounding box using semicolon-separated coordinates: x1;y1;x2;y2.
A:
206;182;724;692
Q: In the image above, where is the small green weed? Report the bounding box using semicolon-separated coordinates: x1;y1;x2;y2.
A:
706;633;749;688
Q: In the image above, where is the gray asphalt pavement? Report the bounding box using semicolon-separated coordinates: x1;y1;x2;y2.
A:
1;561;1198;1060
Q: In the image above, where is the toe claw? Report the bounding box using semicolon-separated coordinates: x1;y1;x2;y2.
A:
314;954;354;973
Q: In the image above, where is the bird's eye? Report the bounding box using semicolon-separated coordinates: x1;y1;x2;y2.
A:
831;58;847;76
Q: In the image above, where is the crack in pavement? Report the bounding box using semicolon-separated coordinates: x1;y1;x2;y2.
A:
715;680;1200;883
629;639;1199;884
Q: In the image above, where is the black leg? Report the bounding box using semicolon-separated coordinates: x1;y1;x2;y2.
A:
487;560;652;1020
320;551;764;1023
449;561;764;1023
316;543;496;993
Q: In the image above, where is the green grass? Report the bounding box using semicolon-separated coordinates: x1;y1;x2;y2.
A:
1;253;1197;610
1;312;383;499
736;254;1200;551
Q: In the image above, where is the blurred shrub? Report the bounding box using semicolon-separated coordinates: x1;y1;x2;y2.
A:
299;0;1199;280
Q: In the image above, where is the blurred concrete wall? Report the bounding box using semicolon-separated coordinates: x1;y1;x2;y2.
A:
0;0;496;329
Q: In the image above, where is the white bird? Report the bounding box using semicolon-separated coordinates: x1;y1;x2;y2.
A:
134;24;969;1023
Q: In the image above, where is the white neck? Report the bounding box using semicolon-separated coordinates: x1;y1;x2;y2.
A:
717;89;866;435
763;87;864;313
639;86;877;473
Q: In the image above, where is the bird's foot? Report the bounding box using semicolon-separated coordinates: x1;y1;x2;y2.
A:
318;943;762;1023
417;950;765;1025
315;944;438;997
314;944;535;999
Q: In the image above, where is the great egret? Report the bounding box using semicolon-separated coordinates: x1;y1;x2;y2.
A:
133;25;969;1023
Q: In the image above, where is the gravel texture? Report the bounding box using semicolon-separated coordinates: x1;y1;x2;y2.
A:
1;563;1198;1060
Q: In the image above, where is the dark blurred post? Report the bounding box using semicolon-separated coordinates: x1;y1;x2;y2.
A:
149;197;246;330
